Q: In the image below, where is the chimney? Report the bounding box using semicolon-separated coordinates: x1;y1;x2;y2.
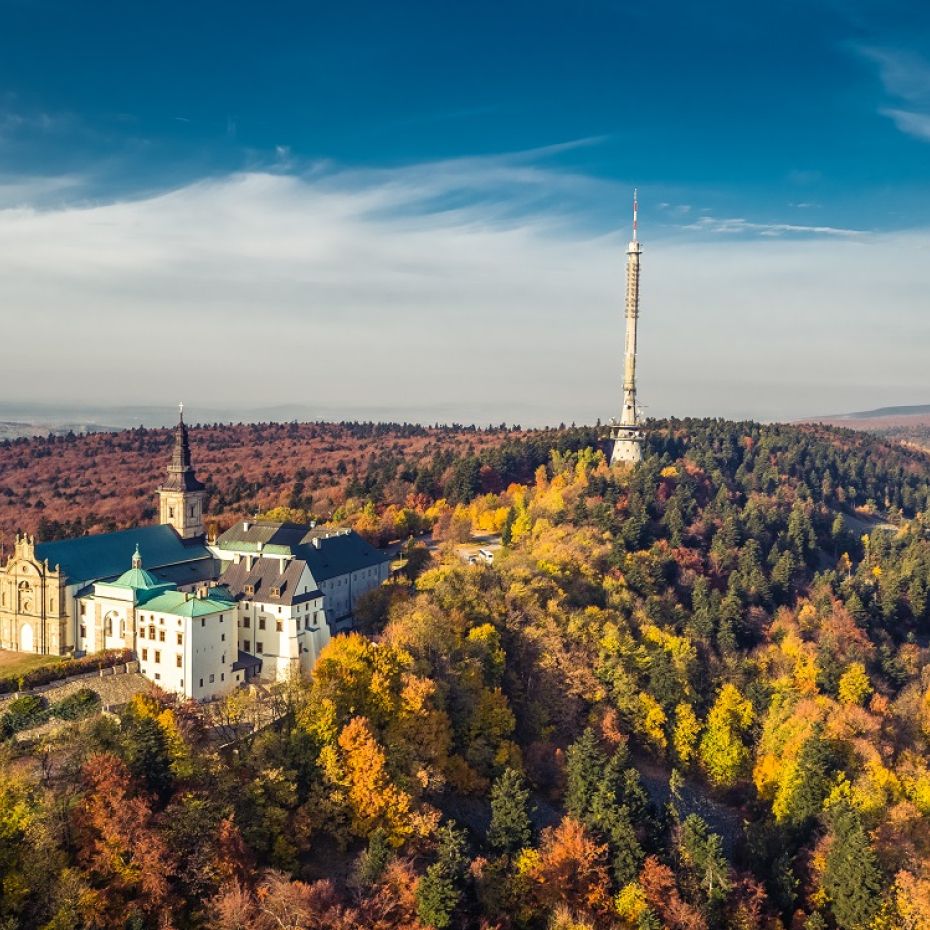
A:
312;537;321;549
279;557;286;573
256;541;264;553
234;552;241;565
243;520;251;532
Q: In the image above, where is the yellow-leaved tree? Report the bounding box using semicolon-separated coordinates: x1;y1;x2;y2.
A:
698;683;754;787
837;662;872;706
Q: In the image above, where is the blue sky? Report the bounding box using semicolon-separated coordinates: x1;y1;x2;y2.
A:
1;0;930;423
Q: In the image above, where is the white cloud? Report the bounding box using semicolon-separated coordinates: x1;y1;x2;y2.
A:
0;155;928;425
881;107;930;141
681;215;861;237
858;46;930;142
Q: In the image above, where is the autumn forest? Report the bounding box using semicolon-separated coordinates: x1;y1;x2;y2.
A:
4;418;930;930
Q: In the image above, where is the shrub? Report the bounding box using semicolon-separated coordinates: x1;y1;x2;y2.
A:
0;693;49;737
0;649;131;694
50;688;101;721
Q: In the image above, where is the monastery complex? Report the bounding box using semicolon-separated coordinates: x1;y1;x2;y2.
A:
0;412;390;700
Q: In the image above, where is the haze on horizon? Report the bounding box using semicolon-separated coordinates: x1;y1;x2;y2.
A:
1;0;930;426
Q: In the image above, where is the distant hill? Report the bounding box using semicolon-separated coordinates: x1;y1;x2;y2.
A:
803;403;930;450
813;403;930;421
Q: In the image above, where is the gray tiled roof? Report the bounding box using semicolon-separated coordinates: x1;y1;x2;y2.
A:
216;521;389;583
220;556;322;606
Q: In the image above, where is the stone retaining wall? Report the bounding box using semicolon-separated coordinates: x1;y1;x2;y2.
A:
0;662;146;708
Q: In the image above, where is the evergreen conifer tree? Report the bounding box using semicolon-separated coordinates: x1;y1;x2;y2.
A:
417;821;468;929
487;767;532;854
823;804;883;930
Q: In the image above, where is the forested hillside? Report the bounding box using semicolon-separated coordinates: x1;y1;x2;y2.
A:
4;419;930;930
0;420;536;547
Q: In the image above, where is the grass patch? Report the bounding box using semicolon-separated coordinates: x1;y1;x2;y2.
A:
0;650;63;679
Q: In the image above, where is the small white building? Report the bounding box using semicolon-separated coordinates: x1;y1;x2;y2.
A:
135;586;248;701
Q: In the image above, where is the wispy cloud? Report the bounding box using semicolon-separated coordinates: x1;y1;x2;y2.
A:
681;215;862;237
0;151;927;423
857;46;930;142
881;107;930;141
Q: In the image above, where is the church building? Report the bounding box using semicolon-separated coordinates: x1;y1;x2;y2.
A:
0;412;214;658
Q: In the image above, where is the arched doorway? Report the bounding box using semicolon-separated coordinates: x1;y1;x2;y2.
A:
20;622;34;653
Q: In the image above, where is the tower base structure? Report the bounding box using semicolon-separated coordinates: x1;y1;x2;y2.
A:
606;420;644;466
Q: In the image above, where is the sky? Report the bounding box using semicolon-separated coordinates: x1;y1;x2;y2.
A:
1;0;930;426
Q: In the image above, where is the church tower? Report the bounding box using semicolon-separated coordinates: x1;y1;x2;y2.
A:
158;405;206;539
607;190;645;465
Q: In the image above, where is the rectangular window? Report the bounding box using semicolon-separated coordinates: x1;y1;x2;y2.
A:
276;619;283;632
243;616;250;628
256;641;263;653
142;648;148;660
201;618;205;627
221;673;225;681
259;618;266;630
80;624;87;638
221;653;225;663
176;655;182;668
154;651;161;664
154;672;161;681
244;639;251;652
80;603;86;616
199;678;203;688
159;630;165;642
244;584;254;596
209;673;215;684
177;632;182;645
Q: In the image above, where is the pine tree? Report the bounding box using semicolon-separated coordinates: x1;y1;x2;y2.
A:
125;715;173;802
565;728;607;820
487;768;532;854
822;804;883;930
417;821;468;929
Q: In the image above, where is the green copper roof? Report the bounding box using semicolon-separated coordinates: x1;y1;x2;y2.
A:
143;589;236;618
112;566;162;590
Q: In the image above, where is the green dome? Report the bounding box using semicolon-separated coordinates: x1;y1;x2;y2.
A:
113;566;161;589
112;545;161;590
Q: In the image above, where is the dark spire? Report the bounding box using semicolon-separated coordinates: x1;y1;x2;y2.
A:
160;409;205;492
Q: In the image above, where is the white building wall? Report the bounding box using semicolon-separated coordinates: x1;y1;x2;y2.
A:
137;604;236;701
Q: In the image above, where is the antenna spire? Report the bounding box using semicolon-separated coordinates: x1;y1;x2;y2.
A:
632;188;638;242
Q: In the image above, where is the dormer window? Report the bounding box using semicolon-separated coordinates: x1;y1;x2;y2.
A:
270;586;281;598
244;584;255;596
